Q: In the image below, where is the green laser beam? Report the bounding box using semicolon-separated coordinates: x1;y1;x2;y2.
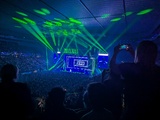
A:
16;11;28;16
137;8;153;15
60;36;67;52
21;24;52;51
50;31;56;46
30;24;53;51
12;17;28;24
49;36;76;71
105;17;140;50
97;22;115;42
80;26;106;52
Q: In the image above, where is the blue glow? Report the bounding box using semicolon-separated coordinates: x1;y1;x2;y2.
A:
98;55;109;69
98;53;109;56
64;55;93;74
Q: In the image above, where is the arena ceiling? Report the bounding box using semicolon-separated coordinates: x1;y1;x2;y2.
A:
0;0;160;55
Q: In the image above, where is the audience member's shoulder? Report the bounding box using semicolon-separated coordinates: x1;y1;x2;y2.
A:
119;62;138;75
119;62;136;69
155;64;160;71
153;65;160;78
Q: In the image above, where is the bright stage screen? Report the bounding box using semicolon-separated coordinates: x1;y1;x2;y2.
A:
65;55;92;74
98;53;109;69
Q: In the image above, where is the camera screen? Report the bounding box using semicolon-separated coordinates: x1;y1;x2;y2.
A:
120;45;128;49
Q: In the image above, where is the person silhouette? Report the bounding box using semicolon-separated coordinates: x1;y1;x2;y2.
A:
0;63;34;120
110;40;160;120
80;82;114;120
76;90;92;119
102;69;124;120
43;86;79;120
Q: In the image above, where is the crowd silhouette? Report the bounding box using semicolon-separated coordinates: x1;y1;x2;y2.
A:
80;82;114;120
0;40;160;120
43;87;79;120
0;64;34;120
110;40;160;120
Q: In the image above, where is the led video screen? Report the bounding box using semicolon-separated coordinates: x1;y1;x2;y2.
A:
65;55;92;73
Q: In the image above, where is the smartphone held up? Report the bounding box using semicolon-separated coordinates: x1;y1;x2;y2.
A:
119;44;129;50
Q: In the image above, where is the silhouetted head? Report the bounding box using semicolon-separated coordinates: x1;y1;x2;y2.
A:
0;63;18;82
46;87;66;107
86;82;106;109
134;40;158;66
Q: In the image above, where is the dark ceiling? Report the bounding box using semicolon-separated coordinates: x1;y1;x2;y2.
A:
0;0;160;55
